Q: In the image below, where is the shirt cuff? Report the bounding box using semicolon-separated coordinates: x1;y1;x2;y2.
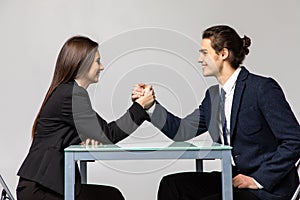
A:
252;178;264;189
145;101;156;117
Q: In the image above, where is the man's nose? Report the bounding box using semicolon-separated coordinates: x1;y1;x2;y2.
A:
198;55;204;63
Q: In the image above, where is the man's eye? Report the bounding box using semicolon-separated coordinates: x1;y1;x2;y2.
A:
199;50;208;55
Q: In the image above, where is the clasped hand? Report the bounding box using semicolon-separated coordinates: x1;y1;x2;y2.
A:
79;83;155;146
132;83;155;110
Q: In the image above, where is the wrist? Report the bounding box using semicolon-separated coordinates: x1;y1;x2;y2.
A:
135;99;145;109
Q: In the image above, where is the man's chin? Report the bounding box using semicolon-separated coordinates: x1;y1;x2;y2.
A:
202;70;212;77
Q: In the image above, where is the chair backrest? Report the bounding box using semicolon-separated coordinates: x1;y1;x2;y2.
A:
0;175;15;200
298;159;300;176
291;160;300;200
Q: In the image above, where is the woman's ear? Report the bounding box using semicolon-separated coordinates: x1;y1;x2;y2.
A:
221;48;229;60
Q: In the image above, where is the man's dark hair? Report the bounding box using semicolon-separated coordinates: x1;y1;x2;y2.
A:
203;25;251;69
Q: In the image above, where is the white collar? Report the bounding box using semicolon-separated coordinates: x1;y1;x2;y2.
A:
220;67;241;94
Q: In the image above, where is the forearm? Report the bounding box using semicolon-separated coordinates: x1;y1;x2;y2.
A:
150;102;206;141
105;102;150;143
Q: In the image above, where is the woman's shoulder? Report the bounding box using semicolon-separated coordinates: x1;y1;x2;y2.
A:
54;81;76;96
52;81;89;102
56;81;74;90
40;81;75;116
45;81;75;104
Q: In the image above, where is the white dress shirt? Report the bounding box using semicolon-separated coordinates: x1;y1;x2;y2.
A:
219;67;241;145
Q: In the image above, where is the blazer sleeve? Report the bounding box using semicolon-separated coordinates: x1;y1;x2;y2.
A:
150;92;209;141
70;84;150;144
252;78;300;190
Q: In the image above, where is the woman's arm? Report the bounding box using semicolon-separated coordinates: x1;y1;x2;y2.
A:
70;84;153;144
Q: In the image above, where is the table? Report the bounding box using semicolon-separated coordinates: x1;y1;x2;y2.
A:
64;141;232;200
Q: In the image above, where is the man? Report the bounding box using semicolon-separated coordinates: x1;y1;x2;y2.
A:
132;25;300;200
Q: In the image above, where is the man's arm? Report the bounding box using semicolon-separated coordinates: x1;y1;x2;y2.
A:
251;78;300;191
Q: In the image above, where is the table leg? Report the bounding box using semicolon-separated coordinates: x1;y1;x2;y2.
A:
79;161;87;184
65;152;75;200
222;150;233;200
195;159;203;172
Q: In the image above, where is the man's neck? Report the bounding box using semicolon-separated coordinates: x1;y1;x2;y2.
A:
217;64;236;86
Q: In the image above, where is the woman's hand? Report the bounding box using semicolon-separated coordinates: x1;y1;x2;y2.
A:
80;138;102;147
132;83;146;101
132;83;155;110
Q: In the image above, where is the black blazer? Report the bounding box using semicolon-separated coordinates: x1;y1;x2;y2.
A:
18;81;150;195
151;67;300;200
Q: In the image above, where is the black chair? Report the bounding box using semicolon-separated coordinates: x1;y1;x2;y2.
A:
0;175;15;200
291;160;300;200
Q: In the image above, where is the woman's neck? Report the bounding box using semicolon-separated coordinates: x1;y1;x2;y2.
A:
74;78;89;89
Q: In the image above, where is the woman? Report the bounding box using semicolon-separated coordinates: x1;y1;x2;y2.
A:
16;36;155;200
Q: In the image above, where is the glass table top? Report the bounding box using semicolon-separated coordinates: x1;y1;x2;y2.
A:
65;140;232;152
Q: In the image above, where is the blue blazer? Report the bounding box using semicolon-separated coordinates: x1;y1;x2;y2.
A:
151;67;300;200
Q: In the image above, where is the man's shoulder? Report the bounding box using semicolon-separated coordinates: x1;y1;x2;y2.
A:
241;68;281;94
240;67;274;84
247;71;276;86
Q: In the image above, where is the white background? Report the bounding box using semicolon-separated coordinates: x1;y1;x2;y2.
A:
0;1;299;199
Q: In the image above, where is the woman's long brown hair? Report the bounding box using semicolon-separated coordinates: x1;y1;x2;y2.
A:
32;36;98;138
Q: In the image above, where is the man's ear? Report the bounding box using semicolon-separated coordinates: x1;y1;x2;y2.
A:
221;48;229;60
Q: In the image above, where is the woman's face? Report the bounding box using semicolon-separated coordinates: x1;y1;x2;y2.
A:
85;51;104;84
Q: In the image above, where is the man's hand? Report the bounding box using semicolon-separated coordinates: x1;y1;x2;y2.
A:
132;83;146;101
132;83;155;110
232;174;259;189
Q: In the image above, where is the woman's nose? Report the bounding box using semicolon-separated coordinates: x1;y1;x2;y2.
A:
100;64;104;70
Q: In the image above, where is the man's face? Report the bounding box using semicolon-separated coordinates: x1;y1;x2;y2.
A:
198;38;222;77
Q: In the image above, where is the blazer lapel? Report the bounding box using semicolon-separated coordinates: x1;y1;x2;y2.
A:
230;67;248;139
